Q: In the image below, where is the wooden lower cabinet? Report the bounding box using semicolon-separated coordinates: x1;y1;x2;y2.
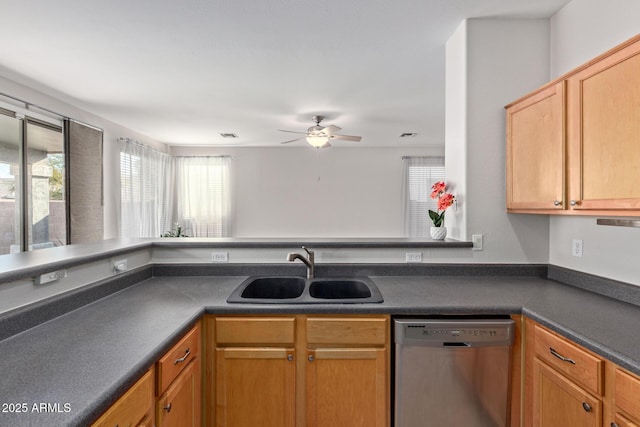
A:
156;358;201;427
306;347;386;427
533;358;602;427
208;314;390;427
525;319;640;427
215;347;296;427
91;369;154;427
156;324;202;427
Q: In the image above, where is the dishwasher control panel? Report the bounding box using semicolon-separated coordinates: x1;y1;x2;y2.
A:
395;318;514;347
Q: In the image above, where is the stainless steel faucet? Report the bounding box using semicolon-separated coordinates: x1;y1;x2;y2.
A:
287;246;315;278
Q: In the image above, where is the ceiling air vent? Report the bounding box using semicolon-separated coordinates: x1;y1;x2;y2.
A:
219;133;238;138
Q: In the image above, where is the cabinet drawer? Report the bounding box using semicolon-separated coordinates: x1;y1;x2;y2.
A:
216;317;295;345
615;368;640;422
91;369;153;427
306;317;387;346
534;325;603;395
615;412;639;427
157;324;200;394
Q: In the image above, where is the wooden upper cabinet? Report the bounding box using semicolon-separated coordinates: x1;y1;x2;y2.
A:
507;81;566;211
507;34;640;215
567;37;640;211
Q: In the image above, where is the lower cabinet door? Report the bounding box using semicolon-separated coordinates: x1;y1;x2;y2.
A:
156;359;201;427
533;359;602;427
614;412;640;427
306;347;387;427
215;347;296;427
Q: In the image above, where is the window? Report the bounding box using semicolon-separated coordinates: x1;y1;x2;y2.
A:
119;138;173;237
0;108;68;254
174;156;231;237
403;156;445;237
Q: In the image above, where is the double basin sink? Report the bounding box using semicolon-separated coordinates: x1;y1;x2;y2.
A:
227;276;384;304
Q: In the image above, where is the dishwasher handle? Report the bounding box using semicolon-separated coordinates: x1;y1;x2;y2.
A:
443;342;471;347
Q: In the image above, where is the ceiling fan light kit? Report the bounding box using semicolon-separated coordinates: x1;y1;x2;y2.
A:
279;115;362;148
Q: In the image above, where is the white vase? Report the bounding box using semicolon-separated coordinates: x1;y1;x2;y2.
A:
430;226;447;240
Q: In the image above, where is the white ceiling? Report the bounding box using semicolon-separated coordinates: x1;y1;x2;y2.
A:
0;0;569;148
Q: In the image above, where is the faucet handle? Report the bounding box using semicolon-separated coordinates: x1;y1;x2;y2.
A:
302;246;314;257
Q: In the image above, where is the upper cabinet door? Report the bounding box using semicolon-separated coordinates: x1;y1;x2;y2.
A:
567;38;640;211
506;81;566;212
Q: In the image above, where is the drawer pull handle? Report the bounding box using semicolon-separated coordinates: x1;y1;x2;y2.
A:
164;402;172;413
174;348;191;365
550;347;576;364
582;402;592;412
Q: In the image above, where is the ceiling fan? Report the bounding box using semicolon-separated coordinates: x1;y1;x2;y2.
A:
278;115;362;148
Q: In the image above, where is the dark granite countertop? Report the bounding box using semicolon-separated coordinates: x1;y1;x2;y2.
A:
0;274;638;426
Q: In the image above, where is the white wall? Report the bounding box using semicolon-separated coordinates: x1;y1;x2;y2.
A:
445;19;551;263
548;0;640;285
445;22;468;240
0;75;168;240
170;146;443;237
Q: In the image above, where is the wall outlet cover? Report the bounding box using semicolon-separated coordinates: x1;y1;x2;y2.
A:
572;239;583;257
472;234;483;251
405;252;422;263
211;252;229;262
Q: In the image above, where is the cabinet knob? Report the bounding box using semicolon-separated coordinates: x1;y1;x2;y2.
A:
611;423;620;427
287;354;294;361
308;354;314;362
164;402;172;413
582;402;592;413
554;200;562;207
570;200;581;206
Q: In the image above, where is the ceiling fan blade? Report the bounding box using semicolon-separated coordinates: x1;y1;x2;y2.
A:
280;137;305;144
332;134;362;142
278;129;308;135
324;124;341;135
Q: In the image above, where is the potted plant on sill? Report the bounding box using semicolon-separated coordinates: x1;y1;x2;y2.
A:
428;181;455;240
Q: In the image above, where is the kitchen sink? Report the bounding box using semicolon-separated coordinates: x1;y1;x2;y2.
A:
239;276;306;299
227;276;383;304
308;279;372;299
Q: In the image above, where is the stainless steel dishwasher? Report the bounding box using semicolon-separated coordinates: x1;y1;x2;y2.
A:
394;318;515;427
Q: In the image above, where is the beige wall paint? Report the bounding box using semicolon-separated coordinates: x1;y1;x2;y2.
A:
169;146;443;238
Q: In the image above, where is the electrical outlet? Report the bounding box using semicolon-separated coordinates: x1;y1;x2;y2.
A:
35;269;67;285
572;239;583;257
211;252;229;262
113;259;128;274
405;252;422;263
472;234;483;251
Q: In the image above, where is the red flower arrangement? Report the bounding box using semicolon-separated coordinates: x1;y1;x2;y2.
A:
428;181;455;227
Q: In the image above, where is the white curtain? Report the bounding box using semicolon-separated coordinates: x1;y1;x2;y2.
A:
174;156;231;237
119;138;173;238
402;156;445;237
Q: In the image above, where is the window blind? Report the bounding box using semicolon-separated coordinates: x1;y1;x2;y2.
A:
403;156;445;237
